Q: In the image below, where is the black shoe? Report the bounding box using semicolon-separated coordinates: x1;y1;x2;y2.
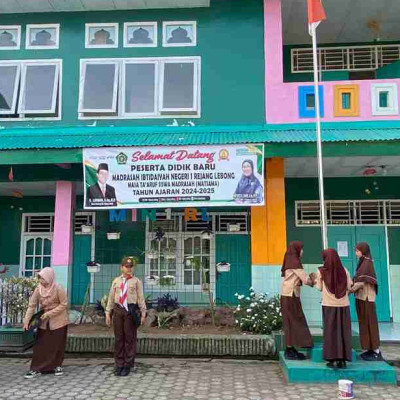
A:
115;367;123;376
120;366;131;376
337;361;347;369
284;348;298;360
363;351;384;361
295;352;306;360
360;350;374;360
326;361;335;368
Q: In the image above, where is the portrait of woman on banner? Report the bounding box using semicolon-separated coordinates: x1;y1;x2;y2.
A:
233;159;263;204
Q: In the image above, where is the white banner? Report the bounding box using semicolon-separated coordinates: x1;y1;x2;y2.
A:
83;144;264;209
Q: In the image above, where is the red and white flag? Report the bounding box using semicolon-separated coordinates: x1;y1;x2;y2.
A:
307;0;326;35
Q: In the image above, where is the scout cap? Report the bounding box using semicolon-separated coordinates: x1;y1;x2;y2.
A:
121;256;136;267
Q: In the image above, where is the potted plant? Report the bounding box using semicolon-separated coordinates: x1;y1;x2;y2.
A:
147;249;159;260
86;261;101;274
216;262;231;273
163;248;176;260
158;275;176;287
201;229;213;240
145;275;160;285
81;224;94;234
0;276;38;352
107;231;121;240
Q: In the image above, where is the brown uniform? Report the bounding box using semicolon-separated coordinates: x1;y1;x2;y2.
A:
106;275;146;368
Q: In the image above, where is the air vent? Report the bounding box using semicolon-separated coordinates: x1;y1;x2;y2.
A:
149;213;180;232
292;45;400;73
296;200;400;226
216;213;249;232
24;215;54;233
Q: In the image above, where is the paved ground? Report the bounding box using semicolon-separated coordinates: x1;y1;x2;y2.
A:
0;357;400;400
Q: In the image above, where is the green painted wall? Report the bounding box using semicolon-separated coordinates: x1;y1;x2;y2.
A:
0;196;55;264
285;177;400;264
0;0;265;128
377;60;400;79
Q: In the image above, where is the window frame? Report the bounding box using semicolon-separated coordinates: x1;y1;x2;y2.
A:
333;84;359;117
0;25;21;51
371;83;399;116
78;56;201;120
162;21;197;48
121;59;159;117
159;57;200;113
298;85;324;118
0;59;62;121
123;22;158;48
78;59;120;114
85;23;119;49
26;23;60;50
18;60;60;115
0;62;21;115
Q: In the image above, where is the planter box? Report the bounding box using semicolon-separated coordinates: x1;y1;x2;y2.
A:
0;326;34;352
81;225;93;234
87;265;100;273
107;232;121;240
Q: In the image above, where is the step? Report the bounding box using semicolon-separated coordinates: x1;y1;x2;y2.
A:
279;351;397;385
308;346;357;363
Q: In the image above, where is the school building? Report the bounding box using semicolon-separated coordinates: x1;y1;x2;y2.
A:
1;0;400;327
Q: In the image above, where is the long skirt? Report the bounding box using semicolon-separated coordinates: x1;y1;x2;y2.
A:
322;306;352;362
281;295;313;348
356;299;380;350
31;325;68;372
113;304;138;368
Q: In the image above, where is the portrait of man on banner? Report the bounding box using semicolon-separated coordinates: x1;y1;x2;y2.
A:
86;163;117;207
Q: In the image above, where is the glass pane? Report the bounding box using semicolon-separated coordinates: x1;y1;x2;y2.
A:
193;271;200;285
25;257;33;269
25;239;34;255
168;238;177;250
341;93;351;110
43;257;51;267
306;93;315;109
150;239;159;251
202;256;210;270
25;270;33;277
125;63;155;114
24;65;57;112
160;238;167;251
34;257;42;269
83;63;116;111
43;239;52;255
0;65;18;112
379;91;389;108
184;271;192;285
194;236;201;253
184;238;192;255
202;239;210;254
35;238;43;256
163;62;194;109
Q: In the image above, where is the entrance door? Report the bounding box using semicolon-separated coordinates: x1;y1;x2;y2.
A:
71;235;92;305
328;226;390;322
216;234;251;305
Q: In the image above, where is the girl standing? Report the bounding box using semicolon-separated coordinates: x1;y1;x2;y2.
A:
280;241;314;360
352;242;382;361
23;267;69;378
314;249;353;369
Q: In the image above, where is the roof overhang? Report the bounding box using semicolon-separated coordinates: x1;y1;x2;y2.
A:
0;0;210;14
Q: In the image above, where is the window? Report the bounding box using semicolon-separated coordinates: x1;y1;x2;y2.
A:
79;57;201;119
26;24;59;50
85;23;118;49
163;21;197;47
0;25;21;50
334;85;359;117
183;236;210;287
148;236;177;280
298;85;324;118
0;60;61;120
371;83;399;116
124;22;157;48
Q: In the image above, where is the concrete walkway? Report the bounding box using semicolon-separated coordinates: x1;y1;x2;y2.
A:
1;357;399;400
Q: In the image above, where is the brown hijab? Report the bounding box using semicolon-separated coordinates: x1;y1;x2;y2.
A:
354;242;378;293
319;249;348;299
281;241;304;277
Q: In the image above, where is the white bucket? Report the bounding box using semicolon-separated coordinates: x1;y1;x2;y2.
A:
338;379;354;399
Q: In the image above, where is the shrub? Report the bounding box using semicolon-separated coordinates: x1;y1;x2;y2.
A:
234;288;282;335
0;276;39;325
156;293;179;312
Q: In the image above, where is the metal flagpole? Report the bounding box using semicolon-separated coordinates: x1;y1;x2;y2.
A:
311;24;328;250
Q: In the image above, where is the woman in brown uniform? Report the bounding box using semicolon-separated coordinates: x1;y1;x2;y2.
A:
314;249;353;369
280;241;314;360
106;257;146;377
352;242;382;361
23;267;69;379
